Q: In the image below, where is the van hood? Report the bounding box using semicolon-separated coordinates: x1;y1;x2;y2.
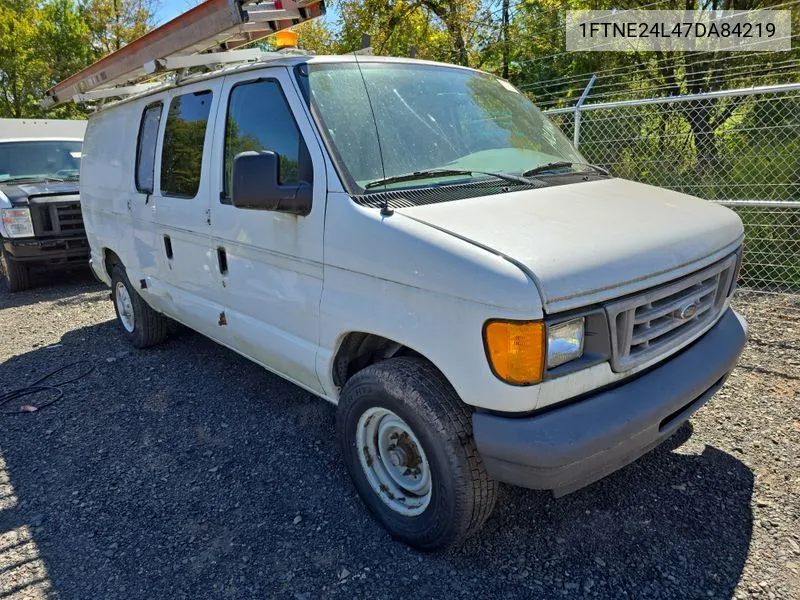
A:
0;181;80;205
396;178;744;313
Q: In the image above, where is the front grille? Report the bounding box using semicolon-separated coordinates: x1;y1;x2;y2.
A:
30;200;85;237
55;202;84;232
606;252;739;372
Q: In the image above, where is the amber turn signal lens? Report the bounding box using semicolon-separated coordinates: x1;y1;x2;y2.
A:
483;320;546;385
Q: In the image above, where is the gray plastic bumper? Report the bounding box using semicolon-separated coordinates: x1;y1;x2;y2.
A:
473;308;748;497
3;236;89;264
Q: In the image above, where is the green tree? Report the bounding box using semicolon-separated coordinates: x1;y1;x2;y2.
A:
39;0;93;118
0;0;156;118
0;0;49;117
297;0;494;67
80;0;154;55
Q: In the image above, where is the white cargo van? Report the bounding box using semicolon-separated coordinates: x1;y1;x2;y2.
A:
78;54;748;549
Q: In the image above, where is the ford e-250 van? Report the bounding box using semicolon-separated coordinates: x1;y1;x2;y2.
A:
80;56;748;550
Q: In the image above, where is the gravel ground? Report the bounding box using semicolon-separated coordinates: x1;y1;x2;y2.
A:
0;272;798;600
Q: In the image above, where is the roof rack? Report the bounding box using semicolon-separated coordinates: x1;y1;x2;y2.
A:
43;0;325;108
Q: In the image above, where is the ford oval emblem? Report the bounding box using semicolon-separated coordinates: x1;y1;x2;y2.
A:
677;302;698;320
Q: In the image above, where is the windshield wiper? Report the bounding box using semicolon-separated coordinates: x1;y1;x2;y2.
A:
0;175;67;183
364;168;531;190
523;161;609;177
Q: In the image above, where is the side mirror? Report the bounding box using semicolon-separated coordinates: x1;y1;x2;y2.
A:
231;151;312;215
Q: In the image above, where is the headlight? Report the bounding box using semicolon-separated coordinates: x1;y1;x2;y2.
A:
728;248;743;297
547;317;585;368
1;208;34;238
483;320;545;385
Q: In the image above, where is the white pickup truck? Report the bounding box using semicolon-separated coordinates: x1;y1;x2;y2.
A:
79;56;748;550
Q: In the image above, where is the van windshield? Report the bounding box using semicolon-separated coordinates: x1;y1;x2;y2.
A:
299;61;586;194
0;140;82;183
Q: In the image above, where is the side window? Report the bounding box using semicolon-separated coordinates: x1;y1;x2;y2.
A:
135;102;162;193
223;79;309;202
160;90;213;198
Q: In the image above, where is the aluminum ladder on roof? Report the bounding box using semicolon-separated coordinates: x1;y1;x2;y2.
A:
43;0;325;108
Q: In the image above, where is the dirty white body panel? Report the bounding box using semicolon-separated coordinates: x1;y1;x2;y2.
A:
0;118;87;140
398;178;744;313
81;56;744;414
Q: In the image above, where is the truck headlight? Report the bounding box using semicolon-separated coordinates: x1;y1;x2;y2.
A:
1;208;34;238
547;318;585;368
483;317;586;385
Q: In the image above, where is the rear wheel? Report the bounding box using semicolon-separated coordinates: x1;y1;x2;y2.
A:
111;265;169;348
0;247;31;293
337;356;497;550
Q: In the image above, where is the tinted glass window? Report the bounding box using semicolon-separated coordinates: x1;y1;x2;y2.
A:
135;102;162;193
223;79;307;200
161;90;212;197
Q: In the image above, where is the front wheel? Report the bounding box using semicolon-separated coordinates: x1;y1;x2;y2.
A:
0;247;31;292
337;357;497;550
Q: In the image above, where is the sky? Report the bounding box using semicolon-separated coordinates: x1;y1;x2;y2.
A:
153;0;203;25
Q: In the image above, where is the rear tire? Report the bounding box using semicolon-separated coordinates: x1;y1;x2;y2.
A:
0;247;31;293
337;356;497;551
111;265;169;348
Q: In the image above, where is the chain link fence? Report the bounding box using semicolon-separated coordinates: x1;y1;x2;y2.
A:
545;83;800;330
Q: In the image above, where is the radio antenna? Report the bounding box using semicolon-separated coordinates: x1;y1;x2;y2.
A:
353;49;393;217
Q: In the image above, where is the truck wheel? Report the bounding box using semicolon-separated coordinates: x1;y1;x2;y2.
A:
337;356;497;550
111;265;169;348
0;248;31;293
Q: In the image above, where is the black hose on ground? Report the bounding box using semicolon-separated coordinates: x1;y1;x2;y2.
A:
0;360;95;414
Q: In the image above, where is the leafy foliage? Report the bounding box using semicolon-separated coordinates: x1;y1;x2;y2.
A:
0;0;153;118
0;0;52;118
80;0;153;55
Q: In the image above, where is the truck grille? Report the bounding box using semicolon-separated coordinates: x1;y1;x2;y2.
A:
30;200;85;237
606;251;739;372
55;202;84;232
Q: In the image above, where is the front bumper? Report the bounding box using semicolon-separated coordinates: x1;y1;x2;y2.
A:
3;236;89;266
473;308;748;497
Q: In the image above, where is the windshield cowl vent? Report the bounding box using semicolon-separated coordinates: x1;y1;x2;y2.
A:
351;179;540;210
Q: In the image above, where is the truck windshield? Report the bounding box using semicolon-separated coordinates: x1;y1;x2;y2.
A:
299;61;586;193
0;140;82;182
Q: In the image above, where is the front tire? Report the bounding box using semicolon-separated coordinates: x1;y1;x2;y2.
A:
337;357;497;550
0;247;31;292
111;265;169;348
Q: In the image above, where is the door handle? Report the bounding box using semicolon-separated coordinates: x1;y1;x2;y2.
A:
217;246;228;275
163;235;173;259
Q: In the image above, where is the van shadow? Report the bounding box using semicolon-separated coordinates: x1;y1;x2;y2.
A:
461;423;755;598
0;320;754;599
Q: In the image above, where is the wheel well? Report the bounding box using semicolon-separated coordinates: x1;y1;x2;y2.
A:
332;333;421;387
104;248;122;278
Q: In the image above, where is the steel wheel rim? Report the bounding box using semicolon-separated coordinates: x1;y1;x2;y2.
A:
356;407;432;517
115;281;135;333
